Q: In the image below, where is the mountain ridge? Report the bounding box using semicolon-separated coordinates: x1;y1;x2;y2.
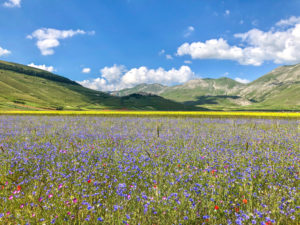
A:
0;60;196;111
0;60;299;111
113;64;300;110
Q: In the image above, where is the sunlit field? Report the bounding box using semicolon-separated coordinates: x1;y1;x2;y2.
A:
0;116;299;224
0;111;299;119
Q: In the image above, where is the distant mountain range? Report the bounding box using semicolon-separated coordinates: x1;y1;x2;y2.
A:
0;59;299;111
113;64;300;111
0;60;194;111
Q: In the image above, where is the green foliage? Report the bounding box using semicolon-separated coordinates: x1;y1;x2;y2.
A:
55;106;64;110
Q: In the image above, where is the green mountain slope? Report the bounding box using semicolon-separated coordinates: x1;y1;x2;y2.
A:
112;83;167;96
114;64;300;111
160;77;245;102
0;60;194;111
239;64;300;110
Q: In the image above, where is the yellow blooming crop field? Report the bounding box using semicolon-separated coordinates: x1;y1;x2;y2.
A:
0;110;299;119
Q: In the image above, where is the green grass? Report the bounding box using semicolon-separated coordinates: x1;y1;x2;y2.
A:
0;61;193;111
0;60;299;111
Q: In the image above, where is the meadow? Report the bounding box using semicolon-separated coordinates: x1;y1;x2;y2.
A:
0;116;299;224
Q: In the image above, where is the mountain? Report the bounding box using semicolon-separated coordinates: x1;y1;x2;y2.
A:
160;77;245;102
1;60;298;111
112;83;167;96
114;64;300;111
239;64;300;109
0;60;195;111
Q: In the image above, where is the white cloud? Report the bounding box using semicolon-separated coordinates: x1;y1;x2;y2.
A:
3;0;21;8
100;64;126;83
235;77;250;84
159;49;174;60
158;49;165;55
184;60;192;64
27;28;93;55
276;16;300;27
177;16;300;66
225;10;230;16
28;63;55;72
78;65;194;91
184;26;195;37
0;46;11;56
82;68;91;74
177;38;244;62
166;54;173;60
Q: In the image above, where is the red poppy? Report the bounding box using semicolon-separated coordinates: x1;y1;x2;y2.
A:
235;207;239;213
153;185;157;189
87;179;91;183
214;205;219;210
243;199;248;204
17;185;21;191
211;169;216;175
265;222;272;225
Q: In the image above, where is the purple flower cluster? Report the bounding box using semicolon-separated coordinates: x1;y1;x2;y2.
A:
0;116;298;224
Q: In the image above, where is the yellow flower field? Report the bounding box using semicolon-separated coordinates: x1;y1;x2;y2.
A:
0;111;299;118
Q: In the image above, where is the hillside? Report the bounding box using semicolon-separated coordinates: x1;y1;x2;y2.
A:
0;60;194;111
1;60;299;111
160;77;245;102
239;64;300;110
112;83;167;96
114;64;300;111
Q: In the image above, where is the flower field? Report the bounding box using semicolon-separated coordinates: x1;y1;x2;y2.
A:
0;116;299;224
0;111;299;119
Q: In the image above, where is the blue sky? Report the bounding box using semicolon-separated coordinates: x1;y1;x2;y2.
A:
0;0;300;91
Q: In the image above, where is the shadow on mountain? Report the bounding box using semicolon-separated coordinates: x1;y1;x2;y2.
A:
119;93;209;111
183;95;241;106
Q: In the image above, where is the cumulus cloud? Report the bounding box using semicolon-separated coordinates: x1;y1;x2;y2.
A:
184;26;195;37
28;63;55;72
276;16;300;27
0;46;11;56
3;0;21;7
177;16;300;66
82;68;91;74
235;77;250;84
177;38;244;62
78;65;194;91
27;28;93;55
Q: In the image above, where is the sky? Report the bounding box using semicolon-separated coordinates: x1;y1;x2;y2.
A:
1;0;300;91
